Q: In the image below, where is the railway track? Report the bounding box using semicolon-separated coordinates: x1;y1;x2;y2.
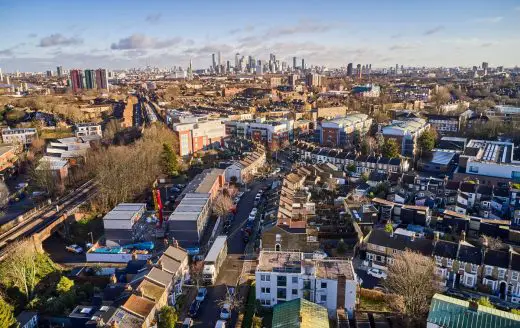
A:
0;180;97;253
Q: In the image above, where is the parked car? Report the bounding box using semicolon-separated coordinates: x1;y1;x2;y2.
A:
195;287;207;302
188;300;200;317
182;318;194;328
367;268;387;279
65;244;83;254
220;303;231;320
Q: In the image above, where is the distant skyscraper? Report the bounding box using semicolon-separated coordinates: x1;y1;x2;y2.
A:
218;51;221;67
235;53;240;71
57;66;63;77
188;59;193;79
301;58;305;70
288;74;298;87
212;53;216;71
226;60;231;73
482;62;489;70
395;64;399;75
84;69;96;89
347;63;353;76
356;64;361;78
256;60;263;75
368;64;372;75
305;73;322;88
0;68;3;82
293;57;297;69
95;68;109;90
70;69;82;92
46;70;52;78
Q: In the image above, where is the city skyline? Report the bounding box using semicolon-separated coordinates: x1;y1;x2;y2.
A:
1;0;520;72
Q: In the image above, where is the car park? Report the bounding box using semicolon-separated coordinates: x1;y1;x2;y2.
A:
188;300;200;317
195;287;207;302
367;268;387;279
65;244;83;254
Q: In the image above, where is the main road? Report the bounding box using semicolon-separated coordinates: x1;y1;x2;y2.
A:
191;179;269;328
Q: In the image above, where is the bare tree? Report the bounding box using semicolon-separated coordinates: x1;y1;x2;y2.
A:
0;240;39;302
216;286;243;313
480;235;504;251
430;86;452;113
212;193;233;218
383;250;441;324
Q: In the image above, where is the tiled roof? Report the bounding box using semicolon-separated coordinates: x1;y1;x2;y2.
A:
122;294;155;318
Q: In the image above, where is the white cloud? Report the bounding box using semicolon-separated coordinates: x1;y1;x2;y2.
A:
111;34;182;50
473;16;503;24
39;34;83;47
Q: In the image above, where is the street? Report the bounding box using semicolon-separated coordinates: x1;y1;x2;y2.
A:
191;180;268;328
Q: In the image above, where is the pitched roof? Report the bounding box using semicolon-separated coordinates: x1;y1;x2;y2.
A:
272;298;329;328
427;293;520;328
163;246;188;263
433;240;458;259
146;267;173;287
122;294;155;318
483;250;509;268
366;229;433;256
457;244;482;265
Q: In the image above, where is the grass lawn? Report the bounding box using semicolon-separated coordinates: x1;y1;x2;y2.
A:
40;127;74;139
358;294;391;312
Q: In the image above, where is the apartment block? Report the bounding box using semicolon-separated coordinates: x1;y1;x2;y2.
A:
255;250;357;317
75;123;102;138
225;118;293;147
1;128;37;145
316;113;372;147
381;118;429;157
173;119;226;156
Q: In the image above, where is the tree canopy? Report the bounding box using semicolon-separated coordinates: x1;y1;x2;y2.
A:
157;306;178;328
381;139;400;158
0;295;16;328
418;128;438;153
161;143;179;177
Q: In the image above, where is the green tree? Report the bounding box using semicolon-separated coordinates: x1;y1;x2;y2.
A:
252;314;262;328
161;143;179;177
157;306;178;328
347;164;357;173
56;276;74;294
381;139;400;158
0;295;16;328
384;223;394;234
418;128;438;153
512;309;520;315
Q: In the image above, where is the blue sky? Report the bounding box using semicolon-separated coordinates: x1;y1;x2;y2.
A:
1;0;519;72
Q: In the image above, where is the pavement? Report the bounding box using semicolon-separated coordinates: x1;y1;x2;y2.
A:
189;179;270;328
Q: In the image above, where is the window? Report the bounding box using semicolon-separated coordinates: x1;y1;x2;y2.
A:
447;259;453;267
465;275;474;287
366;253;373;261
498;269;506;279
277;276;287;287
320;294;327;302
277;288;287;299
292;277;298;284
292;289;298;295
469;166;479;173
321;282;327;289
393;249;398;254
435;257;442;266
261;275;270;282
512;271;519;281
485;266;493;276
471;264;478;273
261;287;271;294
260;299;271;306
303;280;311;289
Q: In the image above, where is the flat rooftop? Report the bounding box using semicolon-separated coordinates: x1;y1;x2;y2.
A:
183;168;224;194
258;251;302;273
464;140;514;164
314;259;355;280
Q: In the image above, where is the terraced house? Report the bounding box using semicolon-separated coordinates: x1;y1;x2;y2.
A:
364;229;520;303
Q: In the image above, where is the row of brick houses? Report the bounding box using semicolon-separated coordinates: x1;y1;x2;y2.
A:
293;141;410;174
363;229;520;303
224;147;266;183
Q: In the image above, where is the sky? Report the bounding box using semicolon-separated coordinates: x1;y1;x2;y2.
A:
1;0;520;72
